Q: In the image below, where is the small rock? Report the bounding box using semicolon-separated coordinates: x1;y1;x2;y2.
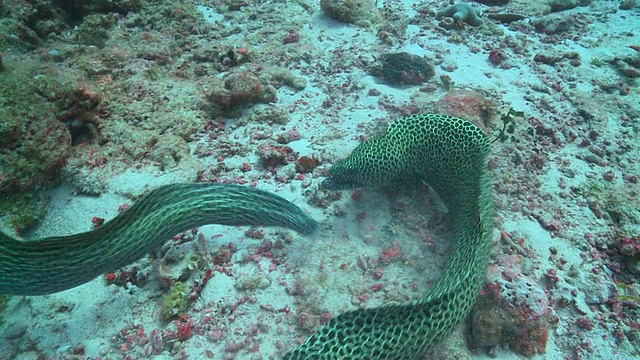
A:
582;274;615;304
440;60;458;72
4;322;28;340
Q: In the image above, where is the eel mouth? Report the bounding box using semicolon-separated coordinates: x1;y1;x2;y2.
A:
321;177;357;190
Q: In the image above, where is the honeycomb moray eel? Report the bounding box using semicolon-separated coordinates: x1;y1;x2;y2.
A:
284;114;494;359
0;183;318;296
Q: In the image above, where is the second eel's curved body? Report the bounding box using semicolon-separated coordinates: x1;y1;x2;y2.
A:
284;114;494;359
0;183;317;296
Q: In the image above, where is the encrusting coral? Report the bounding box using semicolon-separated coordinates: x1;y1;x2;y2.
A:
435;2;484;27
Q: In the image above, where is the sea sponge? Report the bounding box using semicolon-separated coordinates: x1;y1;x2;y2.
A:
296;156;318;173
369;52;436;85
161;282;188;319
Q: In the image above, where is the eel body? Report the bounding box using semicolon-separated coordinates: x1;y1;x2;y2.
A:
0;183;317;296
284;114;494;359
0;114;493;359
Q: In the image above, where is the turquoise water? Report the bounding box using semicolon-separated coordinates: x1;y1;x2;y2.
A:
0;1;638;359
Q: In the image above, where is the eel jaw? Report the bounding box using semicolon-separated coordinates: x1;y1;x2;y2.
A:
321;163;368;190
321;177;354;190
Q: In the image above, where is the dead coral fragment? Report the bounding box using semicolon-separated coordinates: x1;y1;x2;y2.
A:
486;13;526;24
533;51;580;66
611;53;640;78
269;68;307;90
235;272;271;291
257;143;294;168
320;0;382;28
74;13;119;47
477;0;509;4
619;0;636;10
370;52;435;86
532;12;591;35
0;57;106;193
206;71;276;111
546;0;589;12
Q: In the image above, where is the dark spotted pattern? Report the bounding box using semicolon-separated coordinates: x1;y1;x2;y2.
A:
0;183;317;295
286;114;494;359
